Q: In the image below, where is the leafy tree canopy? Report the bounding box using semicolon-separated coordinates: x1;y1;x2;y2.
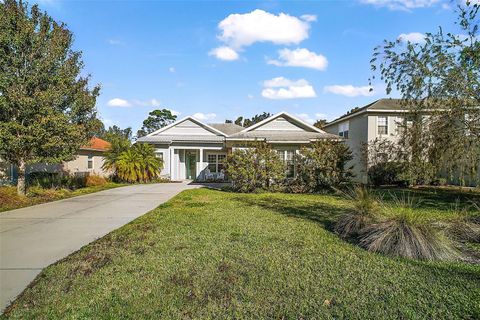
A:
234;112;272;127
137;109;177;138
370;1;480;186
101;125;133;143
0;0;100;194
313;119;328;129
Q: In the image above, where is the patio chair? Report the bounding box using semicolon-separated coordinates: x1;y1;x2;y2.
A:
204;168;214;181
216;170;225;181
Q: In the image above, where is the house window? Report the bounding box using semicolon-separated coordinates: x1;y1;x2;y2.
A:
378;116;388;135
207;154;225;173
338;121;349;139
87;155;93;169
277;149;296;178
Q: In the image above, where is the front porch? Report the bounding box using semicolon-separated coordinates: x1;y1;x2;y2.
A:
168;147;227;182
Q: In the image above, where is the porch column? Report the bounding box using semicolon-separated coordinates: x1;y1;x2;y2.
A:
169;147;174;180
199;148;204;180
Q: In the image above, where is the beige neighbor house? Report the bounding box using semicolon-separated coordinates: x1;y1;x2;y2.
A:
0;137;111;185
323;98;479;186
323;99;406;183
137;111;339;181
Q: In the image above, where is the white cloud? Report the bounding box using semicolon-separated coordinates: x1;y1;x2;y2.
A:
398;32;426;43
209;46;239;61
107;98;131;107
169;67;176;73
300;14;317;22
247;94;254;99
108;39;125;46
150;99;161;107
324;85;374;97
193;112;217;121
210;9;315;60
267;48;328;71
262;77;316;100
170;109;182;116
360;0;440;10
107;98;161;108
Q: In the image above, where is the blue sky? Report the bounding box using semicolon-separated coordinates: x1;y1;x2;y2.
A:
33;0;463;131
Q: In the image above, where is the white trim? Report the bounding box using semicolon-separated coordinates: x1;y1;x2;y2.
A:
146;116;227;137
239;111;326;134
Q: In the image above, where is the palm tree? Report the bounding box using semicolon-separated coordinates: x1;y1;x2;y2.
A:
102;138;131;177
132;143;163;181
114;143;162;183
116;149;142;183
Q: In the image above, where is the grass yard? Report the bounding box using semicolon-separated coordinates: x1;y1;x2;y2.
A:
3;188;480;319
0;183;125;213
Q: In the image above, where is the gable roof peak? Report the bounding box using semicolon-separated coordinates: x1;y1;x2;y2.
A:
145;115;226;137
240;111;326;134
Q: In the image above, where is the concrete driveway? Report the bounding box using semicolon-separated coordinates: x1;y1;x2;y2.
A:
0;182;197;311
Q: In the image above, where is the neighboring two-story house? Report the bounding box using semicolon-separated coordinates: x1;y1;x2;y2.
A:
323;99;408;183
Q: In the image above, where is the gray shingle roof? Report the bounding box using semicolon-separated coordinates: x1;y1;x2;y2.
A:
208;123;244;135
227;130;340;142
325;98;406;127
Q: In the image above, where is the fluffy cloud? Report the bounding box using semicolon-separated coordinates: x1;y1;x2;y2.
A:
210;9;315;60
262;77;316;100
267;48;328;70
360;0;440;10
218;9;311;48
209;46;239;61
324;85;374;97
107;98;131;107
398;32;426;43
107;98;161;108
193;112;217;121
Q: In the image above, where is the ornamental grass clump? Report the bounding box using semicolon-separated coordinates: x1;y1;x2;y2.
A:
335;187;380;239
444;202;480;244
358;194;459;261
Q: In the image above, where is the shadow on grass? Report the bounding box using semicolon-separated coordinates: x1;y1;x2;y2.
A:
374;187;480;213
232;194;349;232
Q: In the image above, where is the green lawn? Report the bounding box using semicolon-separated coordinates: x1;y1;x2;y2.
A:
3;188;480;319
0;183;125;213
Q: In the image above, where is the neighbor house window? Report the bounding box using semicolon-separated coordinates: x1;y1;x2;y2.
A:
87;155;93;169
207;154;225;173
277;149;296;178
338;121;349;139
378;116;388;135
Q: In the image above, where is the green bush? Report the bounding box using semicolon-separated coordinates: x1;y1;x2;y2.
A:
368;162;406;187
294;140;354;192
27;172;86;190
225;141;285;192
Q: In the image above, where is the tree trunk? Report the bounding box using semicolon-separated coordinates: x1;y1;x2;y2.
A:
17;160;26;196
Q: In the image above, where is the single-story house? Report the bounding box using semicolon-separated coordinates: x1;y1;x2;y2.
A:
0;137;112;185
136;111;339;181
